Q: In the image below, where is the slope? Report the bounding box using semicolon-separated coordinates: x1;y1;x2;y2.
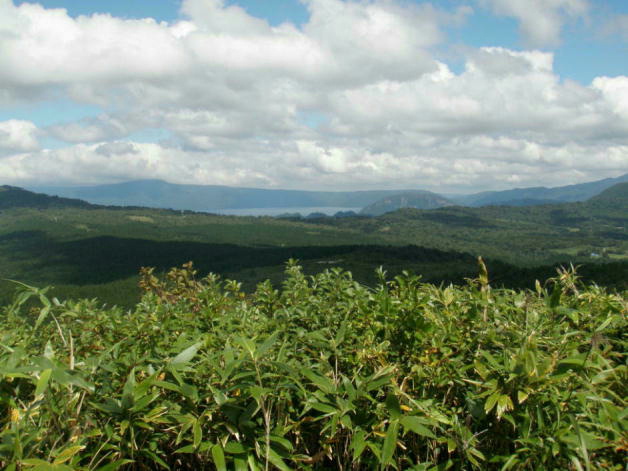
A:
0;185;93;210
360;191;455;216
452;172;628;207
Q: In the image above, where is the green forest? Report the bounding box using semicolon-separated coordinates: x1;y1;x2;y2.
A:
0;183;626;307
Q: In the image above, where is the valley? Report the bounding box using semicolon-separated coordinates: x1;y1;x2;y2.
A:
1;179;626;307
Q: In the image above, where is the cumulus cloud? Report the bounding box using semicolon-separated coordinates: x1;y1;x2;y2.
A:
479;0;589;46
2;136;625;192
0;0;626;192
325;48;628;143
0;119;39;155
46;115;130;143
0;0;439;96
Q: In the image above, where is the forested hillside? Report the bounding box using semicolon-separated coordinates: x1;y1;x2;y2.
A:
1;183;626;307
314;182;628;264
0;186;93;210
452;172;628;207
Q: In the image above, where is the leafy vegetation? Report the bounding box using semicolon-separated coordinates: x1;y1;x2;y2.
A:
1;262;626;470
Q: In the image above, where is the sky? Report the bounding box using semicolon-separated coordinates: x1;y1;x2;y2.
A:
0;0;627;193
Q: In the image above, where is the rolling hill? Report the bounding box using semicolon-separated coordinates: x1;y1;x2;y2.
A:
588;181;628;204
360;191;455;216
0;185;93;210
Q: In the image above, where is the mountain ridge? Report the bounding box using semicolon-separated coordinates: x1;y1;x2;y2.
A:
453;173;628;207
20;172;628;213
29;180;416;212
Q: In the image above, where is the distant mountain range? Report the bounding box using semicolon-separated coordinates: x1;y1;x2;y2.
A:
18;172;628;215
449;173;628;207
29;180;413;212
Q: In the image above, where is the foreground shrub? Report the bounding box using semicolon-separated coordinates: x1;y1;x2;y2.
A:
1;261;626;470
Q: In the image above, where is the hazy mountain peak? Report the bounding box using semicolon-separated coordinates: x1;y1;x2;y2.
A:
360;191;455;216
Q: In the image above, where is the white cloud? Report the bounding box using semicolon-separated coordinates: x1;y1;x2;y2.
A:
592;76;628;120
46;115;130;143
325;48;628;143
0;0;626;192
479;0;589;46
0;0;439;97
0;1;188;88
0;119;39;155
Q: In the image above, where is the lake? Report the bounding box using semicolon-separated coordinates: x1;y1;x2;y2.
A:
213;207;362;217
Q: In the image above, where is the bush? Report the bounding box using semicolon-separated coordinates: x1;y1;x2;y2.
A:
1;261;626;470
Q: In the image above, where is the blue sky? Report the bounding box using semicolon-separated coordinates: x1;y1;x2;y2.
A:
1;0;627;191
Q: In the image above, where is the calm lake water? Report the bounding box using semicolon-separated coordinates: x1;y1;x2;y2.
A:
213;207;362;217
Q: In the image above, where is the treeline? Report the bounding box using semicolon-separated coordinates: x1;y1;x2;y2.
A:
1;229;625;308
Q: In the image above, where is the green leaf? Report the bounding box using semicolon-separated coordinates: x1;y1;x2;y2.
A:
34;305;51;331
381;421;399;467
308;401;337;414
302;369;335;394
257;332;279;358
400;416;436;438
385;393;401;420
352;430;367;460
496;395;513;418
211;444;227;471
247;454;260;471
447;438;457;453
171;342;201;367
234;457;248;471
35;368;52;397
121;369;136;409
267;448;291;471
269;435;293;452
224;442;247;454
53;445;85;464
500;454;519;471
485;392;500;414
517;390;529;404
20;459;52;466
193;420;202;448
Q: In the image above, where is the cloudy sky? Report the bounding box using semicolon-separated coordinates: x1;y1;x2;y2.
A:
0;0;627;192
